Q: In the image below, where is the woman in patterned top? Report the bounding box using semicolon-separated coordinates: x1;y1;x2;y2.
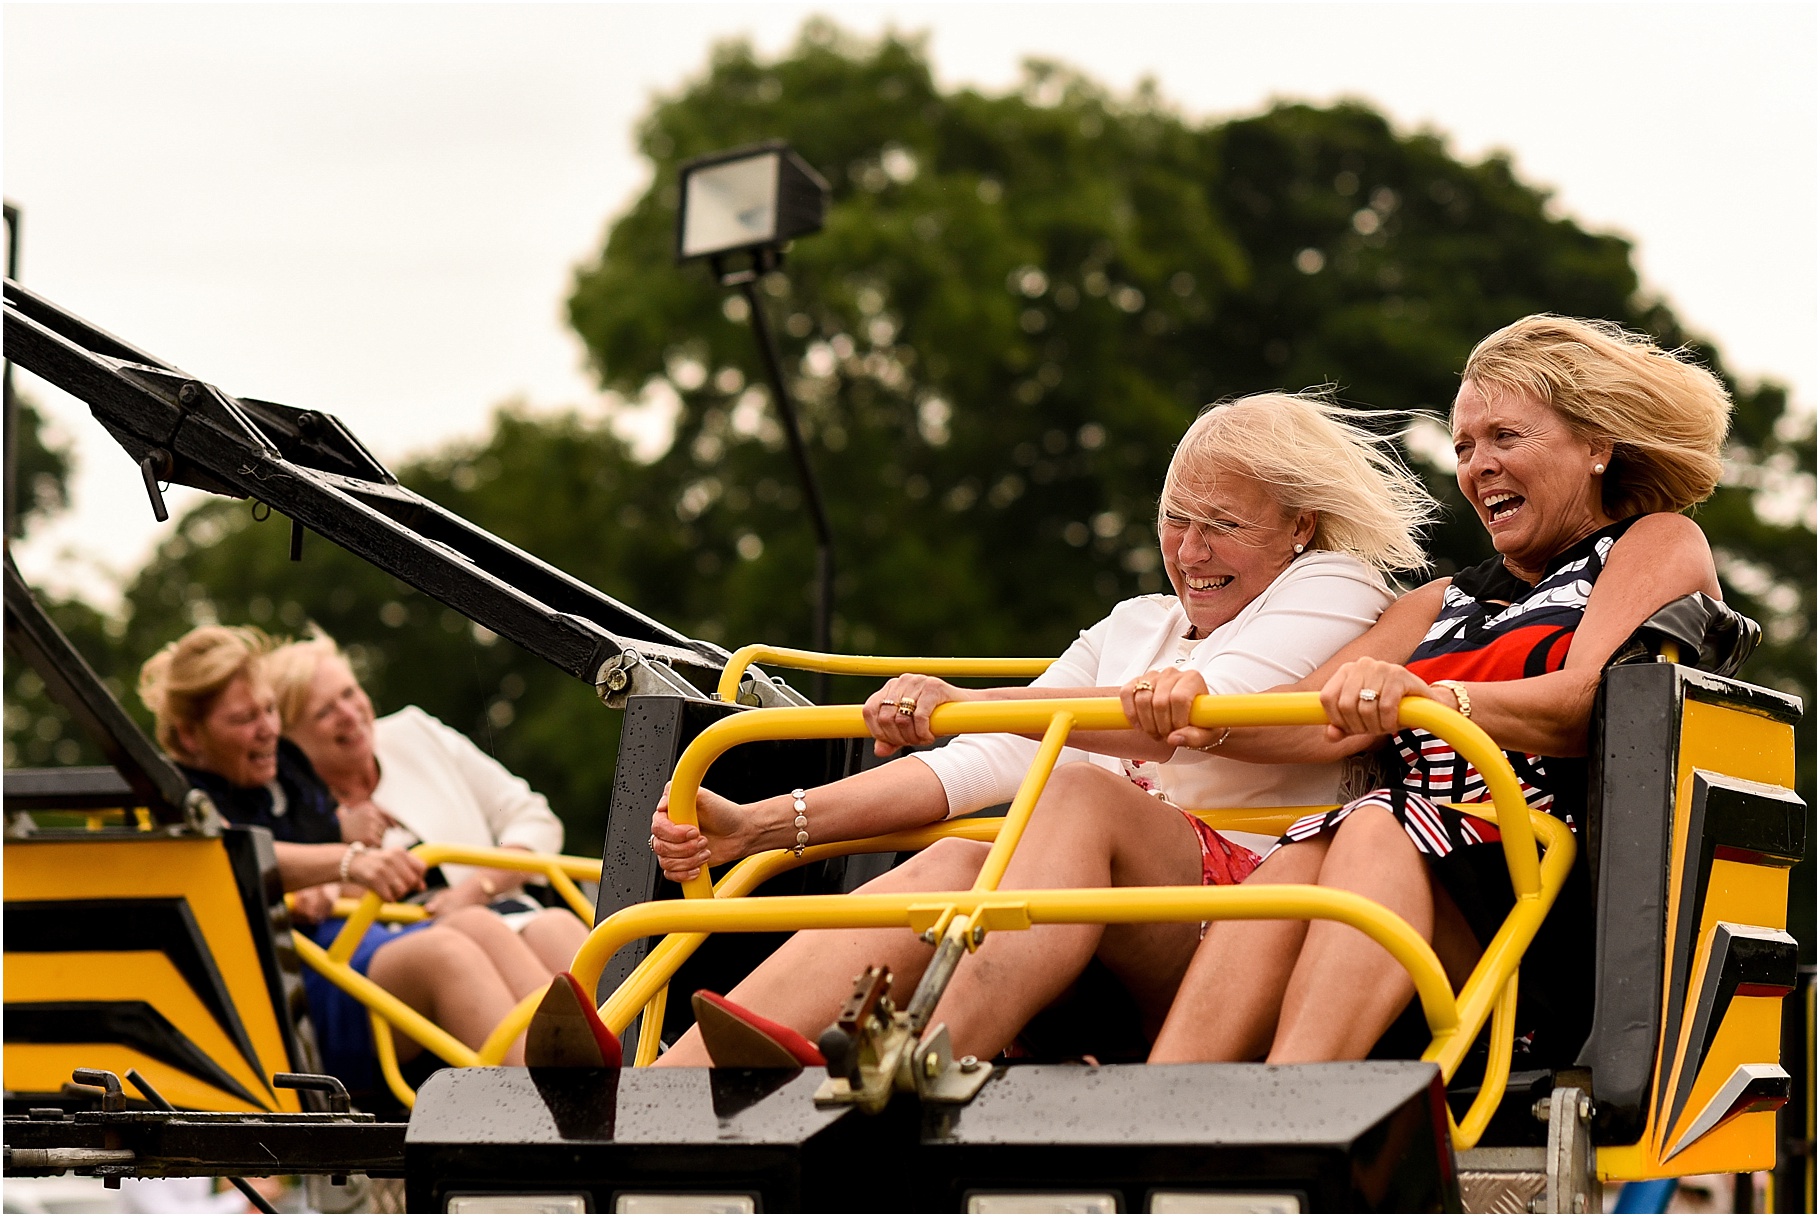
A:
1132;314;1732;1068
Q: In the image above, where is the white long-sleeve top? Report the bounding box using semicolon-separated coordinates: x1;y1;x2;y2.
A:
913;551;1393;850
372;705;564;887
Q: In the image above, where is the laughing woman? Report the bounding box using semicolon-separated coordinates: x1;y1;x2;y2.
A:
530;391;1441;1069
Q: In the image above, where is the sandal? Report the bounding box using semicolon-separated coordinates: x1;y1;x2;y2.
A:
691;990;825;1068
525;972;623;1068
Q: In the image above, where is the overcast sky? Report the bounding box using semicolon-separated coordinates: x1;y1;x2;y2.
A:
7;2;1815;610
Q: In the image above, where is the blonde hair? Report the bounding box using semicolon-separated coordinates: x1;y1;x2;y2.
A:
265;630;347;733
1159;391;1437;573
137;625;275;760
1462;315;1731;516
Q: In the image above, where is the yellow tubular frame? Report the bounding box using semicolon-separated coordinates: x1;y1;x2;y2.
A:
716;645;1051;704
290;845;604;1108
569;691;1574;1151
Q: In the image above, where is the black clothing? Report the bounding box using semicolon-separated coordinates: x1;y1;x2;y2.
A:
182;738;342;845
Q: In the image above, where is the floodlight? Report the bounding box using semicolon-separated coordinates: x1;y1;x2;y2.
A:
672;142;836;688
675;142;829;267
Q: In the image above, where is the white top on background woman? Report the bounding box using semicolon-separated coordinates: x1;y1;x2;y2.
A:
366;705;563;883
267;637;587;974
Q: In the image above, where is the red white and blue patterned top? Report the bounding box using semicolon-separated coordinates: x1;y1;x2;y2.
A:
1283;517;1637;858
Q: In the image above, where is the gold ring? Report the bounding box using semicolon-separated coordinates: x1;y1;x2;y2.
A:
1357;688;1379;703
1134;680;1153;693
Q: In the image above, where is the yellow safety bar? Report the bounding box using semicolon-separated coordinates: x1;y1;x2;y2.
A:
717;644;1051;704
565;692;1573;1150
290;844;602;1108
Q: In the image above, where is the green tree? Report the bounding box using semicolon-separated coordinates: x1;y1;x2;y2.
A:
3;394;127;769
16;20;1811;859
8;396;73;540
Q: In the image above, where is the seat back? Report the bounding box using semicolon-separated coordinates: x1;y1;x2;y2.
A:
3;804;312;1114
1581;660;1804;1178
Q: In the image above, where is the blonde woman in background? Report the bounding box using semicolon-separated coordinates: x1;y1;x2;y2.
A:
138;627;538;1088
266;634;588;974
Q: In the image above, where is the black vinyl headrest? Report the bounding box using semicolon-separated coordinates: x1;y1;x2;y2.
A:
1606;592;1760;678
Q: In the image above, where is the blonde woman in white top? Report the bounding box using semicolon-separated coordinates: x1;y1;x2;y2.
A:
267;638;589;976
644;391;1436;1068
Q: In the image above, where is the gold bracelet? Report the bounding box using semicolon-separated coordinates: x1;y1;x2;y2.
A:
1434;680;1472;719
1193;727;1233;754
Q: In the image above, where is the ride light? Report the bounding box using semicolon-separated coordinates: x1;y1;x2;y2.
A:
614;1194;758;1214
965;1194;1117;1214
445;1194;588;1214
675;142;828;263
1148;1192;1301;1213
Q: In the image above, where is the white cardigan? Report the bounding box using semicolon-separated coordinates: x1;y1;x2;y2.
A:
373;706;565;887
914;551;1393;850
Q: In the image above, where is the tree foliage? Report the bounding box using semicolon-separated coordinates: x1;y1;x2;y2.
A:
8;395;73;540
7;22;1812;859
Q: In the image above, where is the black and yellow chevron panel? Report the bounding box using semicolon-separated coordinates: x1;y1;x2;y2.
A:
4;827;307;1113
1595;668;1805;1180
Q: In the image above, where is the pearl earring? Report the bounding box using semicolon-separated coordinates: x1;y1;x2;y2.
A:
1294;543;1305;554
1593;462;1606;474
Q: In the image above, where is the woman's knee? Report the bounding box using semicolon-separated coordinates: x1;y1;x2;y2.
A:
526;908;586;936
1027;763;1137;829
858;837;989;893
370;925;488;984
1327;805;1415;861
1247;838;1325;884
439;906;524;950
522;908;588;948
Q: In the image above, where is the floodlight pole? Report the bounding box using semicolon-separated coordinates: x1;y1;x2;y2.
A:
715;250;834;701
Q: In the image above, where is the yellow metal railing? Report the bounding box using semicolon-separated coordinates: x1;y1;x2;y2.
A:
289;844;602;1107
716;644;1051;704
564;691;1573;1150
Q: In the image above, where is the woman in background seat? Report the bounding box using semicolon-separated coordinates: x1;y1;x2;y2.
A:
267;632;588;975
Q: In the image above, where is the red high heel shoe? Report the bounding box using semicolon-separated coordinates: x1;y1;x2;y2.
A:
692;991;825;1068
525;972;623;1068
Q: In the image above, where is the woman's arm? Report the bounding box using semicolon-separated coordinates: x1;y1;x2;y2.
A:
1318;515;1719;756
1127;577;1450;764
650;755;951;881
272;840;427;902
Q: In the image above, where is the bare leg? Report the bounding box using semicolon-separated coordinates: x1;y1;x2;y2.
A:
1148;838;1329;1063
367;924;527;1065
437;906;554;1000
660;762;1207;1067
655;836;990;1066
1269;807;1482;1062
928;764;1204;1058
519;908;591;974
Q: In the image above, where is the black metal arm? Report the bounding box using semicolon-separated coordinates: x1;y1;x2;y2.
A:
2;279;737;697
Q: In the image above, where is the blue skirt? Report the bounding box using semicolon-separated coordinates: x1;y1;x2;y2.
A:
301;917;435;1092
